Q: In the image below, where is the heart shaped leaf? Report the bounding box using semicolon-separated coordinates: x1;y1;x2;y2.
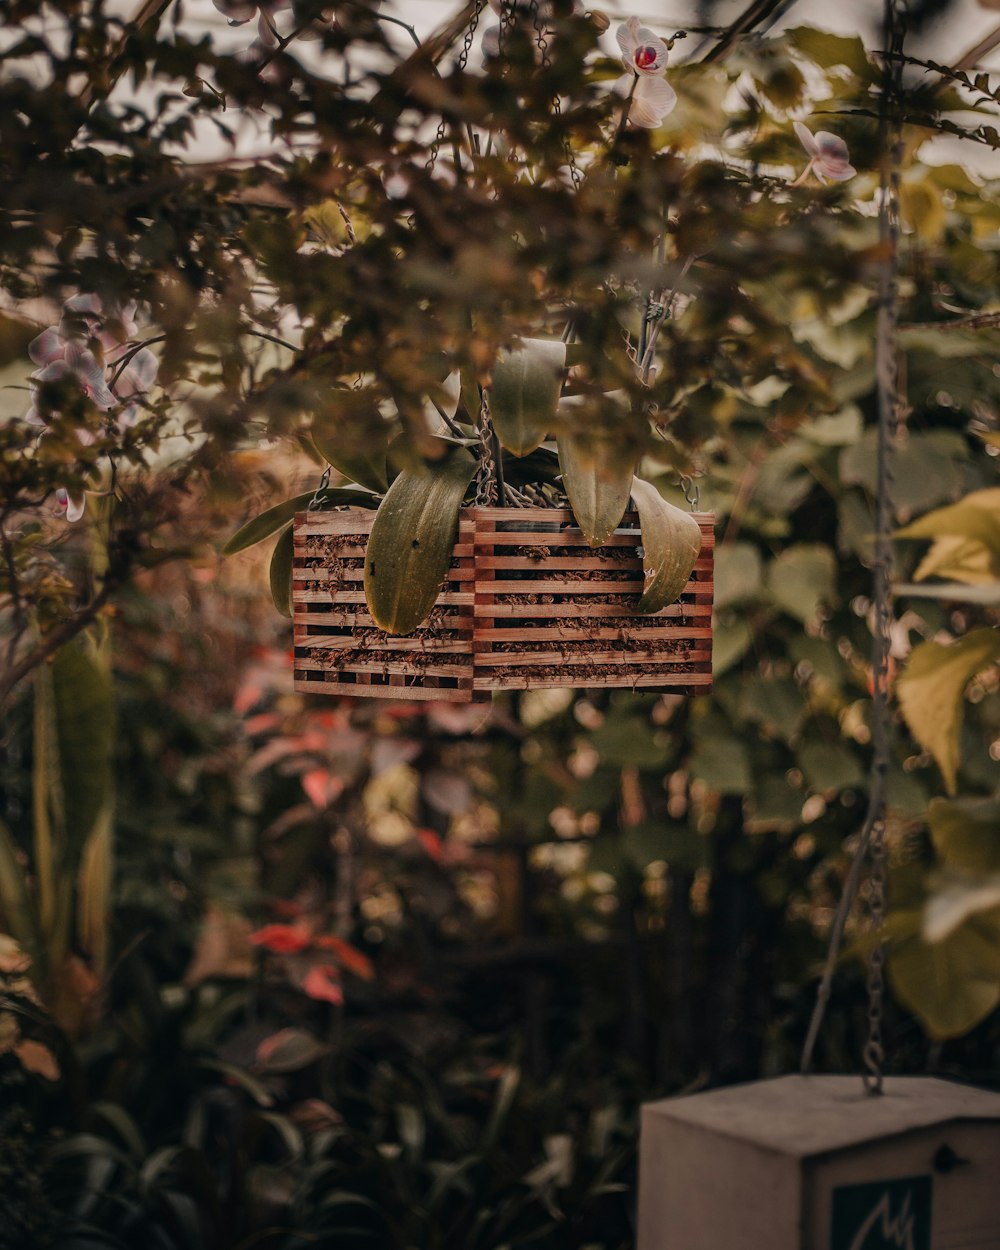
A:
364;447;476;635
490;338;566;457
629;477;703;612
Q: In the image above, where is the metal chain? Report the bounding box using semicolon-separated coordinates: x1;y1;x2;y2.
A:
799;0;904;1088
678;474;700;513
475;389;499;505
307;464;332;511
426;0;486;170
527;0;583;189
862;0;906;1098
497;0;518;66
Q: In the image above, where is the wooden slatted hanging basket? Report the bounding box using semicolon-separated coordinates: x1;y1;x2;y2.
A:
292;503;714;702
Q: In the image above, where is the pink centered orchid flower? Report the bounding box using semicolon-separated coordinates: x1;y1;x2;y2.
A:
792;122;856;185
612;17;677;129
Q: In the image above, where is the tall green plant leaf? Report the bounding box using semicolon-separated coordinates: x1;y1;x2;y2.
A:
222;486;379;556
364;448;476;634
51;641;115;862
490;339;566;457
312;391;392;493
558;434;635;547
78;811;113;976
0;820;38;962
629;477;703;613
269;524;295;618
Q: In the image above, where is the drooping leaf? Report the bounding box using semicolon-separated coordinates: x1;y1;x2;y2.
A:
897;629;1000;794
222;486;379;556
364;447;476;634
558;434;635;548
269;524;295;618
889;907;1000;1040
311;391;392;492
489;338;566;456
629;477;703;613
924;874;1000;943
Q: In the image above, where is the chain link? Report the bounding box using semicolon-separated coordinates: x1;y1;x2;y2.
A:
475;389;498;505
307;464;332;511
426;0;486;170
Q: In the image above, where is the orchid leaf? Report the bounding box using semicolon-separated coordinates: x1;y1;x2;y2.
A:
629;477;703;613
558;433;635;547
490;338;566;457
311;391;392;493
364;447;476;634
269;524;295;618
222;486;379;556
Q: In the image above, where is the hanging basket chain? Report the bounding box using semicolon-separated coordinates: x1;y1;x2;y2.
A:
527;0;584;190
799;0;905;1090
426;0;486;170
307;464;332;511
475;389;499;506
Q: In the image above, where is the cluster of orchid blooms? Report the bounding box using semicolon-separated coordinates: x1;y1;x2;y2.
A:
25;11;854;524
26;295;158;521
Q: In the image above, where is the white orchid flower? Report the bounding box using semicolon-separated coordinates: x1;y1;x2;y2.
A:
792;122;856;185
611;17;677;128
616;16;669;75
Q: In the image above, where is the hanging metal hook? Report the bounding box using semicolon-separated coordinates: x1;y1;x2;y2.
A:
678;473;700;513
307;465;332;511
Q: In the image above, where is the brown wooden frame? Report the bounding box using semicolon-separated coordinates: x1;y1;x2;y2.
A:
293;506;714;701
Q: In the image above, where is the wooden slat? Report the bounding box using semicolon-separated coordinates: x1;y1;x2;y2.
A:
293;506;715;701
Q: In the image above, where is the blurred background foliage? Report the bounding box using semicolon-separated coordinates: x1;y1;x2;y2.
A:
3;0;1000;1245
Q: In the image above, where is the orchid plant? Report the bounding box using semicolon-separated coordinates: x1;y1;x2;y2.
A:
224;12;856;638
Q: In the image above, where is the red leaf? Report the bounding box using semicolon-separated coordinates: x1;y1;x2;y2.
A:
302;768;344;809
249;924;311;954
312;935;375;981
415;828;445;863
301;964;345;1006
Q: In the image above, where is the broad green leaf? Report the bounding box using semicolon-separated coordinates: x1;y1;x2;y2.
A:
714;543;762;610
689;736;751;794
889;908;1000;1040
489;338;566;456
897;629;1000;794
895;487;1000;555
269;524;294;618
364;448;476;634
928;795;1000;876
222;486;379;555
798;740;864;794
312;391;391;492
766;545;837;623
712;619;752;676
842;431;968;517
558;434;635;548
785;26;873;78
629;477;702;613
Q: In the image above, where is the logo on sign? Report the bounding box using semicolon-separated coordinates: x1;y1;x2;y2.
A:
830;1176;932;1250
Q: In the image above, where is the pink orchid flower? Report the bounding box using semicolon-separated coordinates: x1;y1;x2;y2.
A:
792;122;856;185
612;17;677;129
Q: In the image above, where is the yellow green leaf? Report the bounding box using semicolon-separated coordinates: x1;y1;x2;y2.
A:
364;447;476;634
897;629;1000;794
629;477;702;613
558;433;635;548
311;391;391;493
222;486;378;556
889;907;1000;1040
896;488;1000;558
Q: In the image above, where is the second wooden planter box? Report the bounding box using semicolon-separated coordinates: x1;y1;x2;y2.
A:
293;506;714;702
